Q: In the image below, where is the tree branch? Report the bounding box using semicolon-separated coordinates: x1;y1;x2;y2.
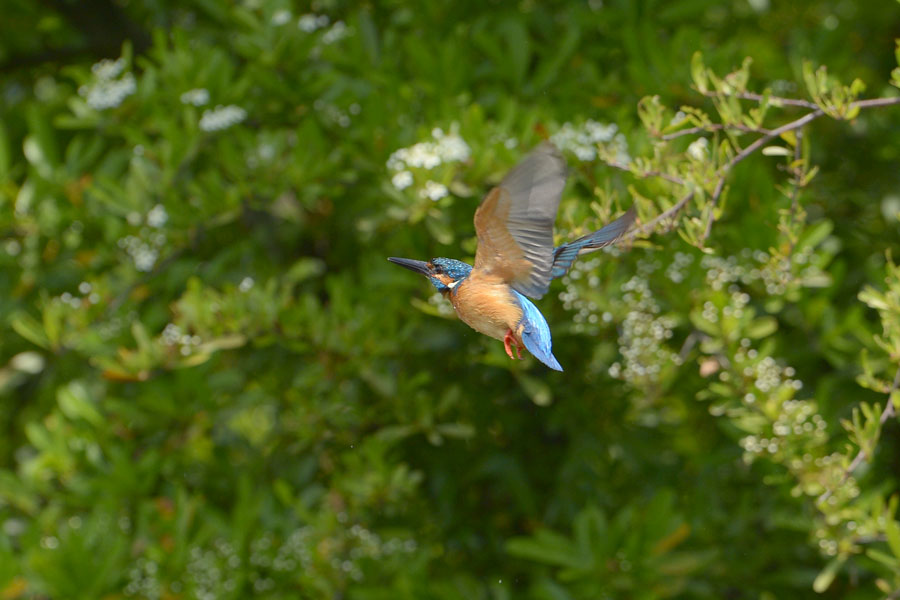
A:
817;365;900;504
702;89;820;109
722;109;825;173
623;189;695;240
604;160;688;187
661;122;772;140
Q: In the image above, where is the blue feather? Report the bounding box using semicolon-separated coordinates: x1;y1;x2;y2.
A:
511;290;563;371
550;206;636;280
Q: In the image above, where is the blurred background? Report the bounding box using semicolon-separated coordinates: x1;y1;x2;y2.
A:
2;0;900;598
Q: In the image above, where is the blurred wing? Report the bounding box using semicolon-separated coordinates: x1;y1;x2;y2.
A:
550;206;636;280
473;142;567;299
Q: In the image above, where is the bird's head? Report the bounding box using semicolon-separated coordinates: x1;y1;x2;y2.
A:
388;257;472;292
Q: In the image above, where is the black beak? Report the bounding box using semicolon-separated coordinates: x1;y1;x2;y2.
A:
388;257;434;277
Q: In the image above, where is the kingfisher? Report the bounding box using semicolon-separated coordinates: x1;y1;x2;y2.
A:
389;142;636;371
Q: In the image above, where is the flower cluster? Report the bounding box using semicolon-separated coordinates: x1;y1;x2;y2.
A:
551;120;630;162
558;256;608;333
388;127;471;171
701;246;824;294
180;88;210;106
188;540;241;600
199;105;247;132
79;57;136;110
387;126;471;200
124;557;163;599
270;9;292;26
117;235;159;272
665;251;695;283
247;522;417;585
161;323;202;356
298;13;331;32
607;275;680;386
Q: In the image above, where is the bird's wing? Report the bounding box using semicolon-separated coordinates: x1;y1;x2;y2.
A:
549;206;637;280
473;142;567;299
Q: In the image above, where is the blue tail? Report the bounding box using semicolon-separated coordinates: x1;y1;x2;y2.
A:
550;206;636;280
512;291;563;371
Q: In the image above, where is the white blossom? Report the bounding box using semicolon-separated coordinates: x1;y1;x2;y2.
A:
80;73;135;110
91;58;126;80
180;88;210;106
551;120;629;162
391;170;413;190
687;137;709;160
298;14;329;32
146;204;168;228
387;125;470;171
271;9;292;25
199;105;247;132
321;21;349;44
420;181;448;201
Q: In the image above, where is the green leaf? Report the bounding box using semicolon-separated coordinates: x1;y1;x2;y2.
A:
866;548;900;569
507;529;584;569
746;317;778;339
519;374;553;406
885;517;900;559
691;51;708;93
812;555;846;593
58;381;104;427
10;311;50;349
434;422;475;439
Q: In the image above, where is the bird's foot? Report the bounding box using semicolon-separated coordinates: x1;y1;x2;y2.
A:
503;329;525;360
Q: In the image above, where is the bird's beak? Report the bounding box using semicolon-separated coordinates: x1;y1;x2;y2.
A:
387;257;434;277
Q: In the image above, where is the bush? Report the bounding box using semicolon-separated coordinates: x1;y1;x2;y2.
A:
2;1;900;598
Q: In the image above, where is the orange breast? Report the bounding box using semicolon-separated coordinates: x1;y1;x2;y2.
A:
449;273;523;341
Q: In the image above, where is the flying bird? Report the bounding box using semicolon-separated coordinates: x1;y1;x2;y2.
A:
389;142;636;371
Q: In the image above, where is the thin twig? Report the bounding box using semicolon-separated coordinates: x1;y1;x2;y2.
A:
702;89;820;109
661;122;772;140
787;127;804;258
622;190;695;240
818;366;900;504
852;96;900;110
722;109;825;173
701;177;726;245
604;161;689;186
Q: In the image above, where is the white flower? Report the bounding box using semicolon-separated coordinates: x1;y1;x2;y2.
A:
133;246;158;272
147;204;168;227
387;125;471;172
687;137;709;160
420;181;448;201
180;88;210;106
81;73;135;110
271;9;292;25
91;58;126;80
551;120;626;162
162;323;182;345
298;13;328;32
391;170;413;190
199;105;247;132
322;21;349;44
239;277;255;292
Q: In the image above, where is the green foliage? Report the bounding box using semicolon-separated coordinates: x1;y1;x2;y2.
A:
2;1;900;598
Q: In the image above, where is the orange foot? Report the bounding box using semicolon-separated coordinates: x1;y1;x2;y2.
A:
503;329;525;360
